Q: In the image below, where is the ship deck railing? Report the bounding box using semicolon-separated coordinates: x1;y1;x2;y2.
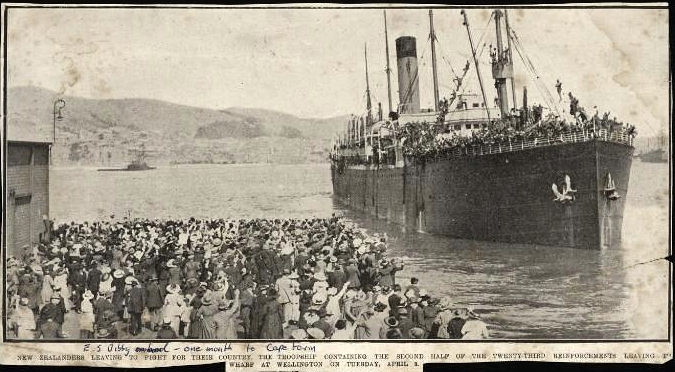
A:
416;128;634;162
331;128;634;164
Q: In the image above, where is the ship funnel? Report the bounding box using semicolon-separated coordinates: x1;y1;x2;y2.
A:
395;36;420;114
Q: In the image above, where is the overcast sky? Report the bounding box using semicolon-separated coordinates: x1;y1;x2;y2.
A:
6;5;669;135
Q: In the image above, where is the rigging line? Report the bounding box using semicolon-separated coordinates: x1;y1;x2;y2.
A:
475;12;495;56
509;31;557;112
511;38;556;114
435;38;460;80
511;30;560;115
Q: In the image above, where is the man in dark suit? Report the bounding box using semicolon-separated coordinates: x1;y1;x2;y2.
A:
68;261;87;312
126;279;146;336
388;284;403;318
144;276;164;331
87;261;102;295
37;315;61;339
328;261;347;290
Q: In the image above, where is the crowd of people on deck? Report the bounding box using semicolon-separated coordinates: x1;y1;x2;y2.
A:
400;94;636;159
332;92;637;163
7;217;489;340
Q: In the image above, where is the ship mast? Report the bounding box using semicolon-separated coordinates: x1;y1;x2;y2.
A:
429;9;440;112
365;44;372;125
384;10;393;114
504;10;517;107
461;9;491;121
492;9;514;117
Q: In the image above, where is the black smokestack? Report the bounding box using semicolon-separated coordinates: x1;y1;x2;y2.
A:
395;36;420;114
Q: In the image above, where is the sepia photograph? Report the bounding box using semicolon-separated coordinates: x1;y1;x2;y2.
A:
1;3;671;369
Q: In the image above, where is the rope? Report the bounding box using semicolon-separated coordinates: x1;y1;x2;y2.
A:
510;29;561;116
475;12;494;56
510;31;559;116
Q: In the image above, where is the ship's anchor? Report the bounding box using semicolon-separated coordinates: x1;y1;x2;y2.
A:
552;174;577;203
604;172;620;200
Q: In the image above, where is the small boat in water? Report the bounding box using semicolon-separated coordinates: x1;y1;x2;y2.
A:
639;148;667;163
98;149;156;171
98;159;156;171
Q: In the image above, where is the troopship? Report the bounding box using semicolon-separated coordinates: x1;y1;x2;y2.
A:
330;9;636;249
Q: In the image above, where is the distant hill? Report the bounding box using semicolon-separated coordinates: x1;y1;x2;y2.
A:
7;86;349;165
195;119;267;139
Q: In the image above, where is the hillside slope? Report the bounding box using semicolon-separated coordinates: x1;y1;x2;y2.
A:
7;86;348;165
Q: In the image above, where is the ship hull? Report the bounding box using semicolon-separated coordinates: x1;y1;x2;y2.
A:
331;140;634;249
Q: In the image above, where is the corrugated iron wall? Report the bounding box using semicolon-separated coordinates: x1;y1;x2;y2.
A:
5;143;50;257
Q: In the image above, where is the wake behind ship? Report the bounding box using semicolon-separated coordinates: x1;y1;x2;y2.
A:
330;9;636;250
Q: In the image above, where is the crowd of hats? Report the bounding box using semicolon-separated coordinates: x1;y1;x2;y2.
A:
334;97;636;164
400;112;636;160
7;216;478;339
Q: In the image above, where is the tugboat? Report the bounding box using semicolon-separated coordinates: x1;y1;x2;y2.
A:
638;130;668;163
98;149;156;171
329;9;636;250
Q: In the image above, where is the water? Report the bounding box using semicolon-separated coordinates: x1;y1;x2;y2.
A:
51;161;670;339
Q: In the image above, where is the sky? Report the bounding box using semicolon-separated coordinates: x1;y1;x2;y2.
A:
5;5;670;135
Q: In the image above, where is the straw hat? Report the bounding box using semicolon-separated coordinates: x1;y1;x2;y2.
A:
113;269;125;279
96;328;110;338
18;297;29;307
201;291;214;306
352;238;362;248
385;316;399;327
166;259;177;268
291;329;308;340
217;300;231;310
166;284;180;294
409;327;425;339
311;293;327;306
439;297;452;310
124;276;138;285
374;302;388;312
306;327;325;340
7;257;18;267
82;290;95;300
467;306;480;319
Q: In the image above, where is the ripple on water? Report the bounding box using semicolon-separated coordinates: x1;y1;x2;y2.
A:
51;162;670;339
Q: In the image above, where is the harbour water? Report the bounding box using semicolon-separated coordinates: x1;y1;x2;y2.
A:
51;161;670;339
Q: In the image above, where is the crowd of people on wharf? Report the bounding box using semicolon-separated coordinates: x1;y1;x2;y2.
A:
7;217;489;340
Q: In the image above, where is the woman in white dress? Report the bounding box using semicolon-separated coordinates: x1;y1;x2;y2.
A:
79;290;96;339
39;268;55;309
461;307;489;339
52;265;70;310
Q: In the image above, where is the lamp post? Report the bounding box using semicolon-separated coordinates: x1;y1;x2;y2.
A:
52;99;66;165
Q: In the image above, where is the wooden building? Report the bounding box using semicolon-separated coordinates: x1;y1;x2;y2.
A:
5;139;52;257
